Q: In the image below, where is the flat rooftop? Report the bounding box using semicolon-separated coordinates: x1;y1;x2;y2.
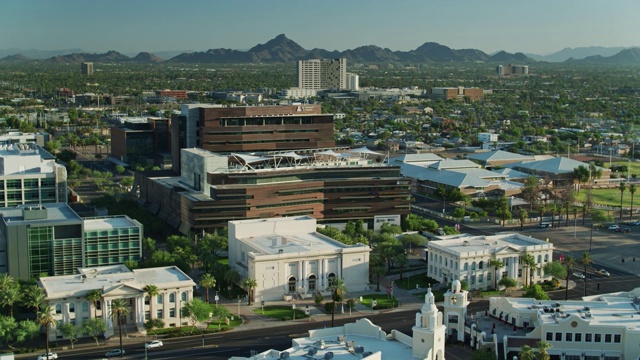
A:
40;265;195;299
429;233;552;256
83;216;140;231
240;232;347;255
0;203;82;225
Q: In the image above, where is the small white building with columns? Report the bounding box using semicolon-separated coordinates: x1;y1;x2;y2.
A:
39;265;196;340
427;233;553;291
228;216;370;301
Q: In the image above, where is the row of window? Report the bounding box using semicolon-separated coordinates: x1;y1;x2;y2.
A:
546;331;621;344
429;253;550;271
144;292;188;305
55;302;89;314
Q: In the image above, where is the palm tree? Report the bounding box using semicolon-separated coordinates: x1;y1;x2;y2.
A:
522;254;536;288
143;285;159;321
539;205;546;226
224;269;241;298
0;282;21;318
563;255;574;301
489;259;504;290
22;284;46;318
110;298;130;358
85;289;102;319
370;254;386;291
537;340;552;360
619;182;627;221
630;184;636;219
519;345;535;360
243;278;257;306
37;305;57;360
580;252;593;296
199;273;216;304
329;278;348;327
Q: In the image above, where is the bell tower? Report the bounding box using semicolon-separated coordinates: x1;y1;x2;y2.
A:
443;279;469;342
412;287;446;360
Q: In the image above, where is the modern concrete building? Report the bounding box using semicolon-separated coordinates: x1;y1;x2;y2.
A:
297;58;347;90
81;62;94;76
109;117;171;166
231;287;446;360
497;64;529;76
0;143;67;207
228;216;370;301
0;203;142;280
39;264;196;340
491;288;640;360
430;87;484;101
133;147;411;236
170;104;335;172
478;132;499;143
426;233;553;291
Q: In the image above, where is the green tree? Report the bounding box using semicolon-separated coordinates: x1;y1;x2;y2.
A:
580;252;593;296
489;259;504;290
519;345;536;360
211;305;232;330
619;182;627;221
370;254;386;292
110;298;130;358
573;165;590;193
522;254;536;287
82;318;107;346
22;284;46;318
394;252;409;281
0;315;38;349
143;285;159;320
85;289;102;319
58;323;79;349
329;278;347;327
36;305;57;358
518;209;528;230
0;280;21;318
521;176;541;210
114;165;125;175
524;284;550;300
630;183;636;219
495;201;512;226
470;348;496;360
537;340;552;360
200;273;217;303
224;269;241;298
182;298;211;333
499;277;518;293
543;261;567;289
243;278;257;306
143;318;165;338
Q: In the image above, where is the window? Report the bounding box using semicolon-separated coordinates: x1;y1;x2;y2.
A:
575;333;582;342
478;274;484;283
145;296;149;305
479;261;484;269
585;333;592;342
181;292;187;302
169;293;175;303
157;309;163;318
595;334;601;342
555;332;562;341
471;262;476;270
169;308;175;317
566;333;572;341
55;304;62;314
605;334;612;343
614;334;621;343
145;312;150;321
487;272;492;281
537;255;542;263
69;303;75;313
464;263;468;271
546;332;553;341
157;294;163;304
82;302;88;312
544;254;549;262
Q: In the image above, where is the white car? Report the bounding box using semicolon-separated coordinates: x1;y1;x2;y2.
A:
145;340;164;349
595;269;611;277
608;224;620;230
573;272;586;279
105;349;125;358
37;353;58;360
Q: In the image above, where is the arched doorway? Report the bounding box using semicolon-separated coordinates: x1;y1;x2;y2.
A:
288;277;297;293
327;273;336;287
308;275;317;291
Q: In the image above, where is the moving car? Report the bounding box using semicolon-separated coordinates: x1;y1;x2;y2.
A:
616;227;631;233
595;269;611;277
145;340;163;349
36;353;58;360
608;224;620;230
105;349;125;358
539;223;552;228
572;272;586;279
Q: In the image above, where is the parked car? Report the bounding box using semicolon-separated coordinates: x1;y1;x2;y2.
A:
572;272;586;279
595;269;611;277
616;227;631;233
630;221;640;226
608;224;620;230
105;349;125;358
37;353;58;360
539;222;552;228
145;340;163;349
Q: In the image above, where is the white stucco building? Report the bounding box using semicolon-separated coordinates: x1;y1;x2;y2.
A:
39;265;196;340
427;233;553;291
491;288;640;360
228;216;370;301
231;286;446;360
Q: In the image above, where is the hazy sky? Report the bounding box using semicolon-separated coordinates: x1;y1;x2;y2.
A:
1;0;638;55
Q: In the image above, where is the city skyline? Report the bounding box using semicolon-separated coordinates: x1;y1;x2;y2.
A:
0;0;638;56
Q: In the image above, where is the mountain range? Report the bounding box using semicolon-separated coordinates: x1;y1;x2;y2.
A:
0;34;638;65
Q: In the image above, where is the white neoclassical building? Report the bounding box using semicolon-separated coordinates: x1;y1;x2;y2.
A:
39;265;196;340
491;289;640;360
228;216;370;301
427;233;553;291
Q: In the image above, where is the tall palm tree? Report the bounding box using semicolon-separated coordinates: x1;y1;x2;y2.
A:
199;273;217;304
329;278;348;327
143;285;159;321
539;205;546;226
110;298;130;358
85;289;102;319
580;252;593;296
0;282;21;318
518;345;535;360
619;182;627;221
563;255;574;301
243;278;257;306
22;284;46;318
489;259;504;290
224;269;241;298
522;254;536;287
630;184;636;219
537;340;552;360
37;305;57;360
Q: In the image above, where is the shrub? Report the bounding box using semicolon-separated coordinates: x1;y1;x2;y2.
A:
324;302;335;313
314;293;323;306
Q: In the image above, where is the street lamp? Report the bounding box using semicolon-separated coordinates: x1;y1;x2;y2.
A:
292;304;296;321
442;194;446;214
237;299;241;318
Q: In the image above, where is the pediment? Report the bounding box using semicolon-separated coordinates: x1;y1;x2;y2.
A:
102;283;143;297
494;246;520;255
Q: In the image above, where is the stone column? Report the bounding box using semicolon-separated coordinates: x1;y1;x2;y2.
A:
297;261;303;291
302;260;307;293
337;258;342;279
136;295;144;325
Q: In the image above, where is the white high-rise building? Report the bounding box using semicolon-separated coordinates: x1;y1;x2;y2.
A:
346;72;359;90
297;58;347;90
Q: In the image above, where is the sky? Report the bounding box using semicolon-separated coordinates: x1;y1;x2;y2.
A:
1;0;638;56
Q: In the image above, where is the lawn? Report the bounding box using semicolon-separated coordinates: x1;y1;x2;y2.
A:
358;293;399;309
254;305;309;321
574;187;638;207
396;274;439;290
